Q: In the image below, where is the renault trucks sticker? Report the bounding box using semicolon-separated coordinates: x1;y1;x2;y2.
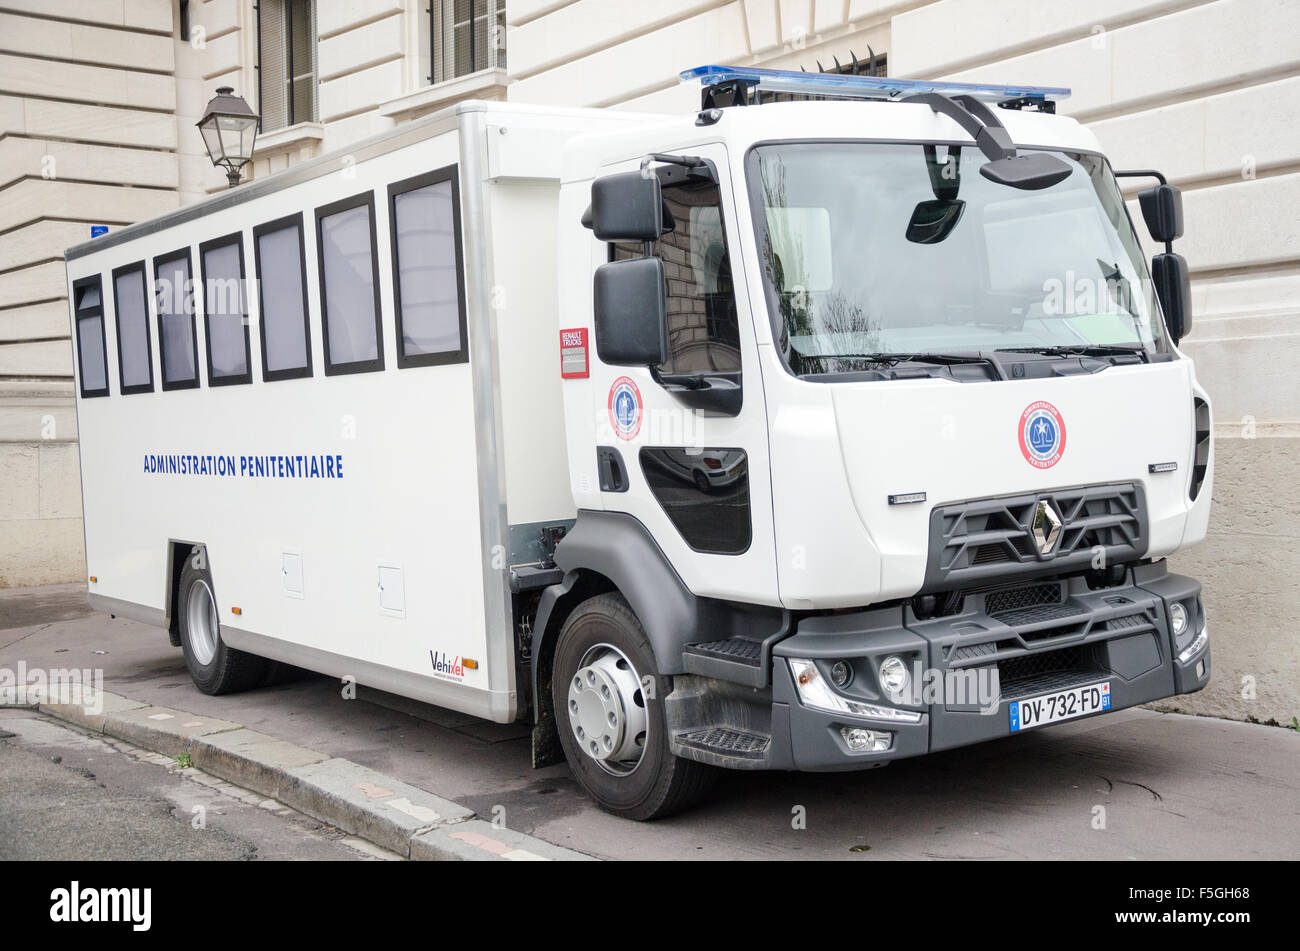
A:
559;328;590;379
1018;401;1067;469
608;376;643;441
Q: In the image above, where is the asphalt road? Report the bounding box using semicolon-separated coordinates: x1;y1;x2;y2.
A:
2;584;1297;860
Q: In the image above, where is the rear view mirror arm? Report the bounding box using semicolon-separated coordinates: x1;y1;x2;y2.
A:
1114;169;1174;253
902;92;1014;165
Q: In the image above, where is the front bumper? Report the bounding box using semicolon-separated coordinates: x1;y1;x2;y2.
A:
669;561;1209;772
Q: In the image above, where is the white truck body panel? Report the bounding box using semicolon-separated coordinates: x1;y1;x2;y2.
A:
65;103;646;723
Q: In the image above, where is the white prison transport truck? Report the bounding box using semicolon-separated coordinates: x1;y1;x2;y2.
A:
65;66;1214;819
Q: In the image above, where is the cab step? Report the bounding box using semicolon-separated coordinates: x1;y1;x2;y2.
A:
682;636;769;688
676;727;771;762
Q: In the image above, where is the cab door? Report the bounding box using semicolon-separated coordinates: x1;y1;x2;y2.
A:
587;144;778;607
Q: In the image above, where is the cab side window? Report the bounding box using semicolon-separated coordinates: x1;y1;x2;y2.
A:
613;173;741;377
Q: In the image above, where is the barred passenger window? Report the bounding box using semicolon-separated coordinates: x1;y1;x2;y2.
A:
316;192;383;374
388;168;467;368
253;214;312;381
154;249;199;390
112;263;153;394
73;277;109;398
200;234;252;385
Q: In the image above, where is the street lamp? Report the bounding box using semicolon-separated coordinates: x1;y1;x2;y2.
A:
196;86;259;188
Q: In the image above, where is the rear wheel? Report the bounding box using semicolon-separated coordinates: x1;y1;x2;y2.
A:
178;549;267;695
552;593;716;820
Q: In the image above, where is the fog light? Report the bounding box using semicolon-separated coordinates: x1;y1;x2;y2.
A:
879;655;910;698
841;727;892;753
1170;602;1188;637
830;660;852;688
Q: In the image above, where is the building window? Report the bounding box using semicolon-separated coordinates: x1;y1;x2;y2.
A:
253;214;313;381
199;233;253;386
388;168;467;368
111;263;154;395
423;0;507;86
154;249;200;390
315;192;384;375
73;277;109;398
257;0;317;130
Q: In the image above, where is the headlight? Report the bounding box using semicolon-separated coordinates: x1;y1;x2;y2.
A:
879;655;910;699
1178;627;1208;664
788;659;922;723
1170;602;1189;637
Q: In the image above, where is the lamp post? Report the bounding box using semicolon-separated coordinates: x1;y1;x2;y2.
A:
196;86;259;188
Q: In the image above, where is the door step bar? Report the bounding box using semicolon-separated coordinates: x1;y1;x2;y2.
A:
683;632;783;688
675;726;771;763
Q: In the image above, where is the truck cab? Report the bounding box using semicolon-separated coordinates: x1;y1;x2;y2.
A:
533;67;1213;818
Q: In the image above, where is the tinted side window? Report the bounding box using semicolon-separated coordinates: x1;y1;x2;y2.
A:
389;168;467;368
254;215;312;381
614;175;741;376
640;447;751;554
154;249;199;390
112;263;153;394
316;192;383;374
199;234;252;385
73;277;109;398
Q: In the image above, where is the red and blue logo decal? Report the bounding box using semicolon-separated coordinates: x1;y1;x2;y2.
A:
1018;401;1066;469
608;376;643;441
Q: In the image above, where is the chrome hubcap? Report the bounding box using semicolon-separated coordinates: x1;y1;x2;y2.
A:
566;644;648;775
186;580;220;666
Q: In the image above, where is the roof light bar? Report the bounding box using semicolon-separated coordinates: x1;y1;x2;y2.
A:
680;65;1070;106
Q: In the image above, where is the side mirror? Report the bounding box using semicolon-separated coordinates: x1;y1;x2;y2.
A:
593;257;668;366
1138;183;1183;244
1151;251;1191;343
590;171;662;242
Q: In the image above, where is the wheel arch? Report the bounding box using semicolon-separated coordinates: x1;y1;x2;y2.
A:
530;512;714;713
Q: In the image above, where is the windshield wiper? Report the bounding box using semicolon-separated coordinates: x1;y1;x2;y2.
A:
799;351;1004;380
995;344;1148;361
805;351;991;367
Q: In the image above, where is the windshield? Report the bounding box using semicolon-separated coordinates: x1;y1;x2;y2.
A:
746;142;1168;376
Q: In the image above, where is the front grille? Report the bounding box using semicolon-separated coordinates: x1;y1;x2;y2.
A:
927;483;1146;587
986;582;1062;615
998;645;1098;696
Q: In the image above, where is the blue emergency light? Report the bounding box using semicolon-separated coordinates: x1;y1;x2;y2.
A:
680;64;1070;108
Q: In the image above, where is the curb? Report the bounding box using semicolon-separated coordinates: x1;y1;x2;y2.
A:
11;688;594;861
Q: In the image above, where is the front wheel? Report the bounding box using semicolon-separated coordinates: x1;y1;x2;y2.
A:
178;549;267;695
552;593;716;820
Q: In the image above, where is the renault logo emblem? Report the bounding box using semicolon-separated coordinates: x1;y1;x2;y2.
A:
1031;499;1062;554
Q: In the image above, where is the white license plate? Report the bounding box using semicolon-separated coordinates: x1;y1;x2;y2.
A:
1009;681;1111;732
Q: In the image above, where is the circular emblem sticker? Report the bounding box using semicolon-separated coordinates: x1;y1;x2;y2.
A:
1019;401;1067;469
608;376;643;441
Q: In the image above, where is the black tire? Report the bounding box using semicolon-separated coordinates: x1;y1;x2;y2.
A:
177;548;267;695
552;593;716;820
